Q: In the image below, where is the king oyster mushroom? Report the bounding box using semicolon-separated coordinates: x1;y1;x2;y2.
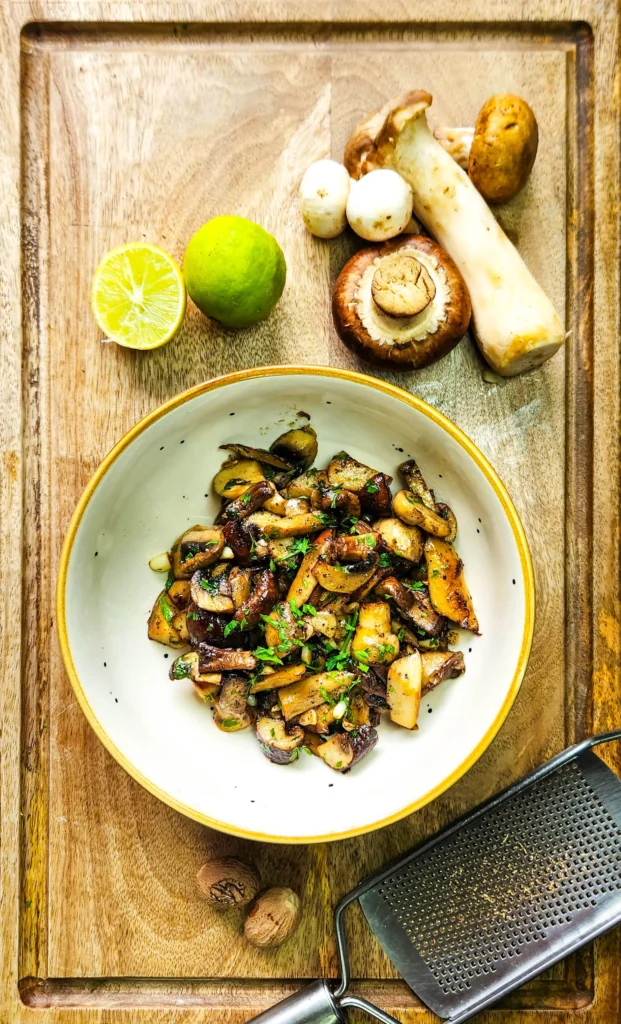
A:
332;234;471;370
343;89;564;376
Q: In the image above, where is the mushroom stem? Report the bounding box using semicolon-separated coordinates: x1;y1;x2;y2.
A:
373;94;565;376
433;126;474;170
371;252;436;317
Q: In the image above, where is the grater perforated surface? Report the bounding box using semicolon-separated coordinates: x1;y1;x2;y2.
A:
359;751;621;1019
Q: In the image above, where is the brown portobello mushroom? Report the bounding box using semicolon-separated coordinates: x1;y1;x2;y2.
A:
332;235;471;371
199;645;257;673
186;604;249;647
256;717;305;765
214;675;254;732
270;426;318;471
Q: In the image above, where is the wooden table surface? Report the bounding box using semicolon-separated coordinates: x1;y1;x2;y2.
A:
1;1;621;1022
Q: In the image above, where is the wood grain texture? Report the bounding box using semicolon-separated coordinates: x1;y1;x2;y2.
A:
1;3;620;1023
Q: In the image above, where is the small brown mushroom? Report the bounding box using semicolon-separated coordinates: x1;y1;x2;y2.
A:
214;674;254;732
171;526;225;579
359;473;393;516
196;857;260;909
433;94;538;203
332;235;471;371
421;649;465;694
191;568;234;614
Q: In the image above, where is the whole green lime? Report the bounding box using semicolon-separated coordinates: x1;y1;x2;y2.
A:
183;216;287;329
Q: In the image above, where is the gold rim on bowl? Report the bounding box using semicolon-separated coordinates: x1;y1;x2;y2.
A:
56;365;535;844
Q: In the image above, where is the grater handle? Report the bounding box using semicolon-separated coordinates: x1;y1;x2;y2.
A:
244;980;345;1024
340;995;401;1023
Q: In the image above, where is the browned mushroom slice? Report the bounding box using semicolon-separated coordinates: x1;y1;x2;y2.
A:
342;691;380;731
233;569;278;627
171;526;225;579
186;604;245;648
171;609;190;643
286;529;334;607
213;459;266;499
148;590;184;648
374;576;445;636
287;469;328;499
250;662;307;693
425;536;479;632
351;601;400;664
228;566;252;608
168;579;192;608
387;652;422;729
316;725;378;772
334;533;380;562
256;717;305;764
327;452;384;492
219;443;294;471
359;473;393;516
214;675;254;732
222;520;255;566
264;512;325;539
199;645;257;673
399;459;437;510
191;568;234;613
314;553;378;594
435;502;458;543
375;517;424;562
263;600;311;653
270;426;318;471
316;487;361;518
297;702;336;735
332;235;471;371
221;480;276;522
393;490;452;538
278;671;355;720
421;649;465;694
169;649;221;685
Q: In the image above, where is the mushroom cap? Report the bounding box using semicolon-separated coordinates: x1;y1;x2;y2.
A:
346;169;413;241
299;159;351;238
332;234;471;371
468;93;538;203
344;90;432;180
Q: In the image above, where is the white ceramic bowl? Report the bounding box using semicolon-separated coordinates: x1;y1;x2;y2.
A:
57;367;534;843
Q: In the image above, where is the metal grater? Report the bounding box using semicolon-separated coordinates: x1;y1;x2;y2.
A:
247;730;621;1024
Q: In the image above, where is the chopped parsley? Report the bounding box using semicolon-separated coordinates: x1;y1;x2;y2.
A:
270;727;276;738
317;512;337;527
241;492;252;505
187;611;199;621
269;559;276;571
182;543;199;561
302;603;317;616
379;553;391;567
290;599;304;620
431;568;441;578
223;620;239;637
165;569;175;590
319;685;336;706
377;643;395;660
363;534;376;547
290;536;312;556
253;646;284;665
220;718;239;728
172;657;192;679
335;760;343;768
159;594;174;623
199;576;219;595
405;580;425;591
397;628;406;641
365;481;379;494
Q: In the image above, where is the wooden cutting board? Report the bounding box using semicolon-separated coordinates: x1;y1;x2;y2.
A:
2;1;621;1021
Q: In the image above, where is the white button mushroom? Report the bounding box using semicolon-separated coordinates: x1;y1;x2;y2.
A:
299;159;351;239
346;169;413;242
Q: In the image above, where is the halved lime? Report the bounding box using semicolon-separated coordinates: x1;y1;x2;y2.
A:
91;243;186;350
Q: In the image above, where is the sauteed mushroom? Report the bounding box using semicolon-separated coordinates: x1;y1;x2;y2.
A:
148;424;477;772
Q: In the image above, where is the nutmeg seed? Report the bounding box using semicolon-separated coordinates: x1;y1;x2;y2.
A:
196;857;260;909
244;886;301;948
